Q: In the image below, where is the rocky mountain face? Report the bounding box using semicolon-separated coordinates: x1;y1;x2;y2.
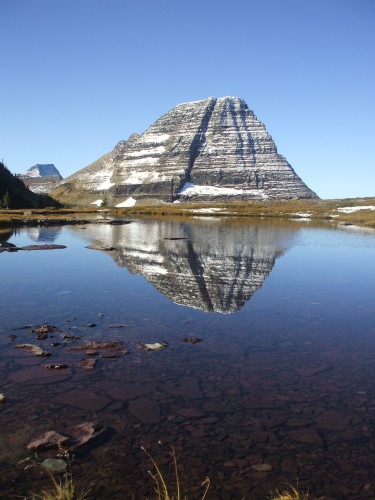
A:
21;164;62;194
0;162;58;209
80;219;296;313
52;97;317;206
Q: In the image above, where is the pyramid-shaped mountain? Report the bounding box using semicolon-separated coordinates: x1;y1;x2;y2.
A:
53;97;317;206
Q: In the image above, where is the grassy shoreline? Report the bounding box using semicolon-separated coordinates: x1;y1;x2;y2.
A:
0;197;374;229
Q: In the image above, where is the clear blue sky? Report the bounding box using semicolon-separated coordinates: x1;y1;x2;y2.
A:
1;0;374;199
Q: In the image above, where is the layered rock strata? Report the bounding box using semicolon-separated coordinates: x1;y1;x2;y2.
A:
53;97;317;206
79;219;296;313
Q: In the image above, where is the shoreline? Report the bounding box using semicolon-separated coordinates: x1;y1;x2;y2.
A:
0;197;374;229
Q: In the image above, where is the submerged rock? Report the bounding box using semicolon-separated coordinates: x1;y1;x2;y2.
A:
27;430;70;452
14;344;51;357
41;458;68;473
78;358;97;371
68;421;107;451
138;341;168;351
251;463;273;472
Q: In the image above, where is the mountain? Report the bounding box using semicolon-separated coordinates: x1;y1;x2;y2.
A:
52;97;318;206
24;164;62;178
0;162;58;209
78;218;296;314
21;164;63;194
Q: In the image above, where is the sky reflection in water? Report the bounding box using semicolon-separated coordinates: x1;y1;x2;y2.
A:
0;219;375;498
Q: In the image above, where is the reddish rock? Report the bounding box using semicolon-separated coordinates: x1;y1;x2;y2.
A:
288;428;323;445
177;407;205;418
44;364;68;370
169;377;203;399
296;364;330;377
181;337;202;344
14;343;51;357
281;457;299;473
27;430;69;452
314;411;350;431
7;366;72;384
68;340;125;351
52;389;110;411
68;421;106;451
128;398;160;423
85;350;98;356
78;358;97;371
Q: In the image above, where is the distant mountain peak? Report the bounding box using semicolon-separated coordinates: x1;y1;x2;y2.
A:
24;164;62;179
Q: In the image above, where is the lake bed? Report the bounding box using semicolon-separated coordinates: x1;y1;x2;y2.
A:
1;218;375;499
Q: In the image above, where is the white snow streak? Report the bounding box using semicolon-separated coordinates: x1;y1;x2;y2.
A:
115;197;136;207
91;199;103;206
127;146;165;157
179;182;268;198
143;134;170;143
337;206;375;213
96;179;115;190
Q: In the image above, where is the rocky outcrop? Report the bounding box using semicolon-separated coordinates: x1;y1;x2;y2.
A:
79;218;296;313
52;97;317;206
21;164;63;194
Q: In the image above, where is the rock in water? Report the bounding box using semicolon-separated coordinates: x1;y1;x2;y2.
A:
53;97;317;205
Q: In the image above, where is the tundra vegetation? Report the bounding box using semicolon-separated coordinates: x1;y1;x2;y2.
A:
0;197;374;229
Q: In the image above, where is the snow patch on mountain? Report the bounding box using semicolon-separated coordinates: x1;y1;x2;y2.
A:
115;197;136;207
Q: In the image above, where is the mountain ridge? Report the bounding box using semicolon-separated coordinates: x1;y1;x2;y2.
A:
52;97;318;206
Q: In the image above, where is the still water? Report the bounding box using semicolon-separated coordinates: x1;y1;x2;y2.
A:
0;218;374;499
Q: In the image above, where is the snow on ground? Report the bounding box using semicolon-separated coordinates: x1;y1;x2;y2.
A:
179;182;268;198
121;170;167;184
115;197;136;207
127;146;165;157
126;157;160;166
293;212;311;218
96;179;115;190
337;206;375;213
91;199;103;206
190;208;225;213
142;134;170;144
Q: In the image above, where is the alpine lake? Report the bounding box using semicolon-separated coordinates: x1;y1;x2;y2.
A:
0;215;375;499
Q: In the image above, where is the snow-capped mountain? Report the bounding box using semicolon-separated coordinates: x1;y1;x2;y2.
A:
21;164;62;194
53;97;317;206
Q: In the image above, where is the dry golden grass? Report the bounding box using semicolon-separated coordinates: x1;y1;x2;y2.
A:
270;487;321;499
31;472;90;500
142;446;210;500
1;197;374;228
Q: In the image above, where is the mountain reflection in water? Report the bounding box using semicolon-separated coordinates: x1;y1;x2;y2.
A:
83;219;296;313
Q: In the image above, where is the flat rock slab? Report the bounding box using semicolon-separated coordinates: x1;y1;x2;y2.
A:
68;421;106;450
27;430;70;452
95;381;158;400
314;411;350;431
288;428;323;445
167;377;203;399
295;364;330;377
7;366;72;385
41;458;68;473
19;244;66;251
52;389;110;411
177;407;206;418
128;398;160;423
